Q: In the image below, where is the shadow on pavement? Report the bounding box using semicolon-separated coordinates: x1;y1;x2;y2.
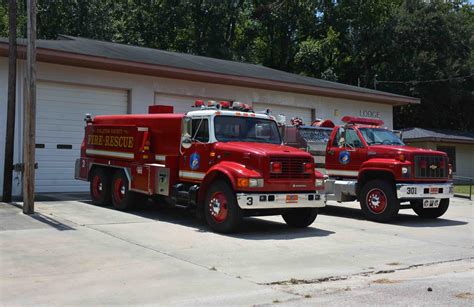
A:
2;202;76;231
35;193;334;240
30;213;76;231
129;202;335;240
320;204;467;228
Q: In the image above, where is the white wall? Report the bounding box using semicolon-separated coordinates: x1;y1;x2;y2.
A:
1;60;395;196
35;62;394;127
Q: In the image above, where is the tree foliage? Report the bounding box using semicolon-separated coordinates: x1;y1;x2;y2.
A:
1;0;472;130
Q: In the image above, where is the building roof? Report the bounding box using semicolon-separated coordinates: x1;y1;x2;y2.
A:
0;35;419;105
402;127;474;144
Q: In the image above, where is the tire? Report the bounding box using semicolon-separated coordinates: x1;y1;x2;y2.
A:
282;208;318;228
90;167;111;206
411;198;449;219
204;180;243;233
360;179;399;222
111;170;147;211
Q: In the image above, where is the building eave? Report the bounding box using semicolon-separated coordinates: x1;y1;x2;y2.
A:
0;43;420;106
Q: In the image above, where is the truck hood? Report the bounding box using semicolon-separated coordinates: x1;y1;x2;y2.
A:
368;145;447;156
214;142;311;158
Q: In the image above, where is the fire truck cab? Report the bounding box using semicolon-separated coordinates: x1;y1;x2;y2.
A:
76;101;325;233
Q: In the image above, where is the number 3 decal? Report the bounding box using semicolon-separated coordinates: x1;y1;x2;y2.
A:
246;197;253;206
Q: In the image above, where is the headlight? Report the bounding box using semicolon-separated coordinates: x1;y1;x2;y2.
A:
402;167;408;174
249;178;264;187
315;179;324;188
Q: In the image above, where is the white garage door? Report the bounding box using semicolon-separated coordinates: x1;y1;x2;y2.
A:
253;103;313;125
35;81;128;193
154;93;224;114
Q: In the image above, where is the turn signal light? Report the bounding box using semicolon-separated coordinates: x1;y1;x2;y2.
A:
270;162;282;174
237;178;249;188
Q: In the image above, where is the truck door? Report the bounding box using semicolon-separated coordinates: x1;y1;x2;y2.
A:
326;127;367;178
179;117;212;183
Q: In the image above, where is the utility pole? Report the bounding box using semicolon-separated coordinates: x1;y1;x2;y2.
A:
2;0;17;203
23;0;36;214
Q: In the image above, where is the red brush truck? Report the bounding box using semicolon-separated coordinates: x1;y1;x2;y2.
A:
283;116;454;222
75;101;325;233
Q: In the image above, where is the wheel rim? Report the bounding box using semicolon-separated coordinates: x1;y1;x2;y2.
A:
208;192;229;223
92;175;103;199
366;188;387;214
114;178;126;202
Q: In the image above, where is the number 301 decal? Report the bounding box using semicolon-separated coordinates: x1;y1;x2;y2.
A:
246;197;253;206
407;187;417;194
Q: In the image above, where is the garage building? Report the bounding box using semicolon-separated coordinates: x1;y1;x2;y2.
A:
0;36;419;196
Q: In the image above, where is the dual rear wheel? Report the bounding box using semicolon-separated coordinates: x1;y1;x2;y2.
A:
90;168;147;211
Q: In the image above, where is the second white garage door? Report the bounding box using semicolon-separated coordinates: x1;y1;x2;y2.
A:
253;103;313;125
35;81;128;193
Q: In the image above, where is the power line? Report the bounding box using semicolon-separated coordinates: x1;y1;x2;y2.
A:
376;74;473;85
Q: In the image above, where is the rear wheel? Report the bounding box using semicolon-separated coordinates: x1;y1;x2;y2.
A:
111;170;147;211
411;199;449;219
90;168;111;206
360;179;399;222
204;181;242;233
282;208;318;228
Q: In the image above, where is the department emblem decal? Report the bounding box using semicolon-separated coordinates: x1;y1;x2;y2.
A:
190;152;200;170
339;151;350;165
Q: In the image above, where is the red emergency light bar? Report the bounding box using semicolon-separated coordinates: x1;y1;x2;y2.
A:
341;116;384;126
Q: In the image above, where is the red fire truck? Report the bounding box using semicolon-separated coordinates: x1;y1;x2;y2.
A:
75;101;325;233
283;116;454;222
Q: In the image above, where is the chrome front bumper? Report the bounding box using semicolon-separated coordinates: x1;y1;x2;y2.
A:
236;192;325;210
396;183;454;199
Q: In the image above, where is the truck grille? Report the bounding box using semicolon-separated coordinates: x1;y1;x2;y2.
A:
414;155;448;179
270;157;312;179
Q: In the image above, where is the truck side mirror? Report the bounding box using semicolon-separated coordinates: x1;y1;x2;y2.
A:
181;134;192;149
181;116;193;149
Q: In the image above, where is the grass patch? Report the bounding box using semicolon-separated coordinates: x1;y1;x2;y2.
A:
454;185;473;195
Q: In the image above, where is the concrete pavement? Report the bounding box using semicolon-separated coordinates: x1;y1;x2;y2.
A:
0;195;472;305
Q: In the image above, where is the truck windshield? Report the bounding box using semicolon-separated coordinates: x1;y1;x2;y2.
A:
214;116;282;144
359;128;405;146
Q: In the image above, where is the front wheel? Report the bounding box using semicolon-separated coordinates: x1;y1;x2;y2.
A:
411;199;449;219
282;208;318;228
360;179;399;222
204;181;243;233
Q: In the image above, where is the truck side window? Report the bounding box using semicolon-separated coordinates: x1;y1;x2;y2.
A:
192;118;209;143
332;128;363;148
346;129;364;148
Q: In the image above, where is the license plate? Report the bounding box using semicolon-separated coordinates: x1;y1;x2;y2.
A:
423;199;440;208
429;187;439;194
286;195;298;203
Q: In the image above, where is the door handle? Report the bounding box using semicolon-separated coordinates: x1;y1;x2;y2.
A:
328;150;335;155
